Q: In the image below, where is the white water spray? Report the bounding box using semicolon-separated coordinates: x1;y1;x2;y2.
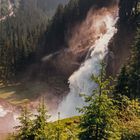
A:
55;9;118;119
0;106;8;117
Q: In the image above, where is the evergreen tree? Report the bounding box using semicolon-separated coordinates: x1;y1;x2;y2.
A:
119;0;139;22
32;98;50;140
79;63;120;140
115;66;130;97
128;27;140;98
12;100;53;140
115;27;140;98
15;107;34;140
115;95;140;140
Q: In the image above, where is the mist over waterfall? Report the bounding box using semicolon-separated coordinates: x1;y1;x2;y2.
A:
0;106;8;117
55;7;119;119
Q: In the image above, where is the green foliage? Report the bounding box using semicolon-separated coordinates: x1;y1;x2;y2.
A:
115;66;130;97
13;99;50;140
116;95;140;140
0;1;48;81
78;63;120;140
32;99;50;140
10;80;140;140
12;107;80;140
115;27;140;98
47;116;80;140
119;0;139;23
79;62;140;140
14;107;34;140
79;94;120;140
0;0;9;17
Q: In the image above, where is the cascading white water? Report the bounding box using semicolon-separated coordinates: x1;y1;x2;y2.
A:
0;106;8;117
55;9;119;119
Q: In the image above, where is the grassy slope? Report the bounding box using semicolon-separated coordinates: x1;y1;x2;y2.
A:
0;76;68;106
48;116;81;140
48;116;140;140
0;82;48;105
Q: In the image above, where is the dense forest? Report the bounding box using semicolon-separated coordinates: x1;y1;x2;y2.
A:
0;0;69;82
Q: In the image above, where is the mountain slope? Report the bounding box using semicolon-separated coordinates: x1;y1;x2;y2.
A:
0;0;69;82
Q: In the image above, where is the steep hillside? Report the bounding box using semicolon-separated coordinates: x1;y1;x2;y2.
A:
36;0;69;16
30;0;119;80
107;0;139;76
0;0;69;20
0;0;69;82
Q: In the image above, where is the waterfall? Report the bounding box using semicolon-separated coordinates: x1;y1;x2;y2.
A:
54;8;119;119
0;106;8;117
